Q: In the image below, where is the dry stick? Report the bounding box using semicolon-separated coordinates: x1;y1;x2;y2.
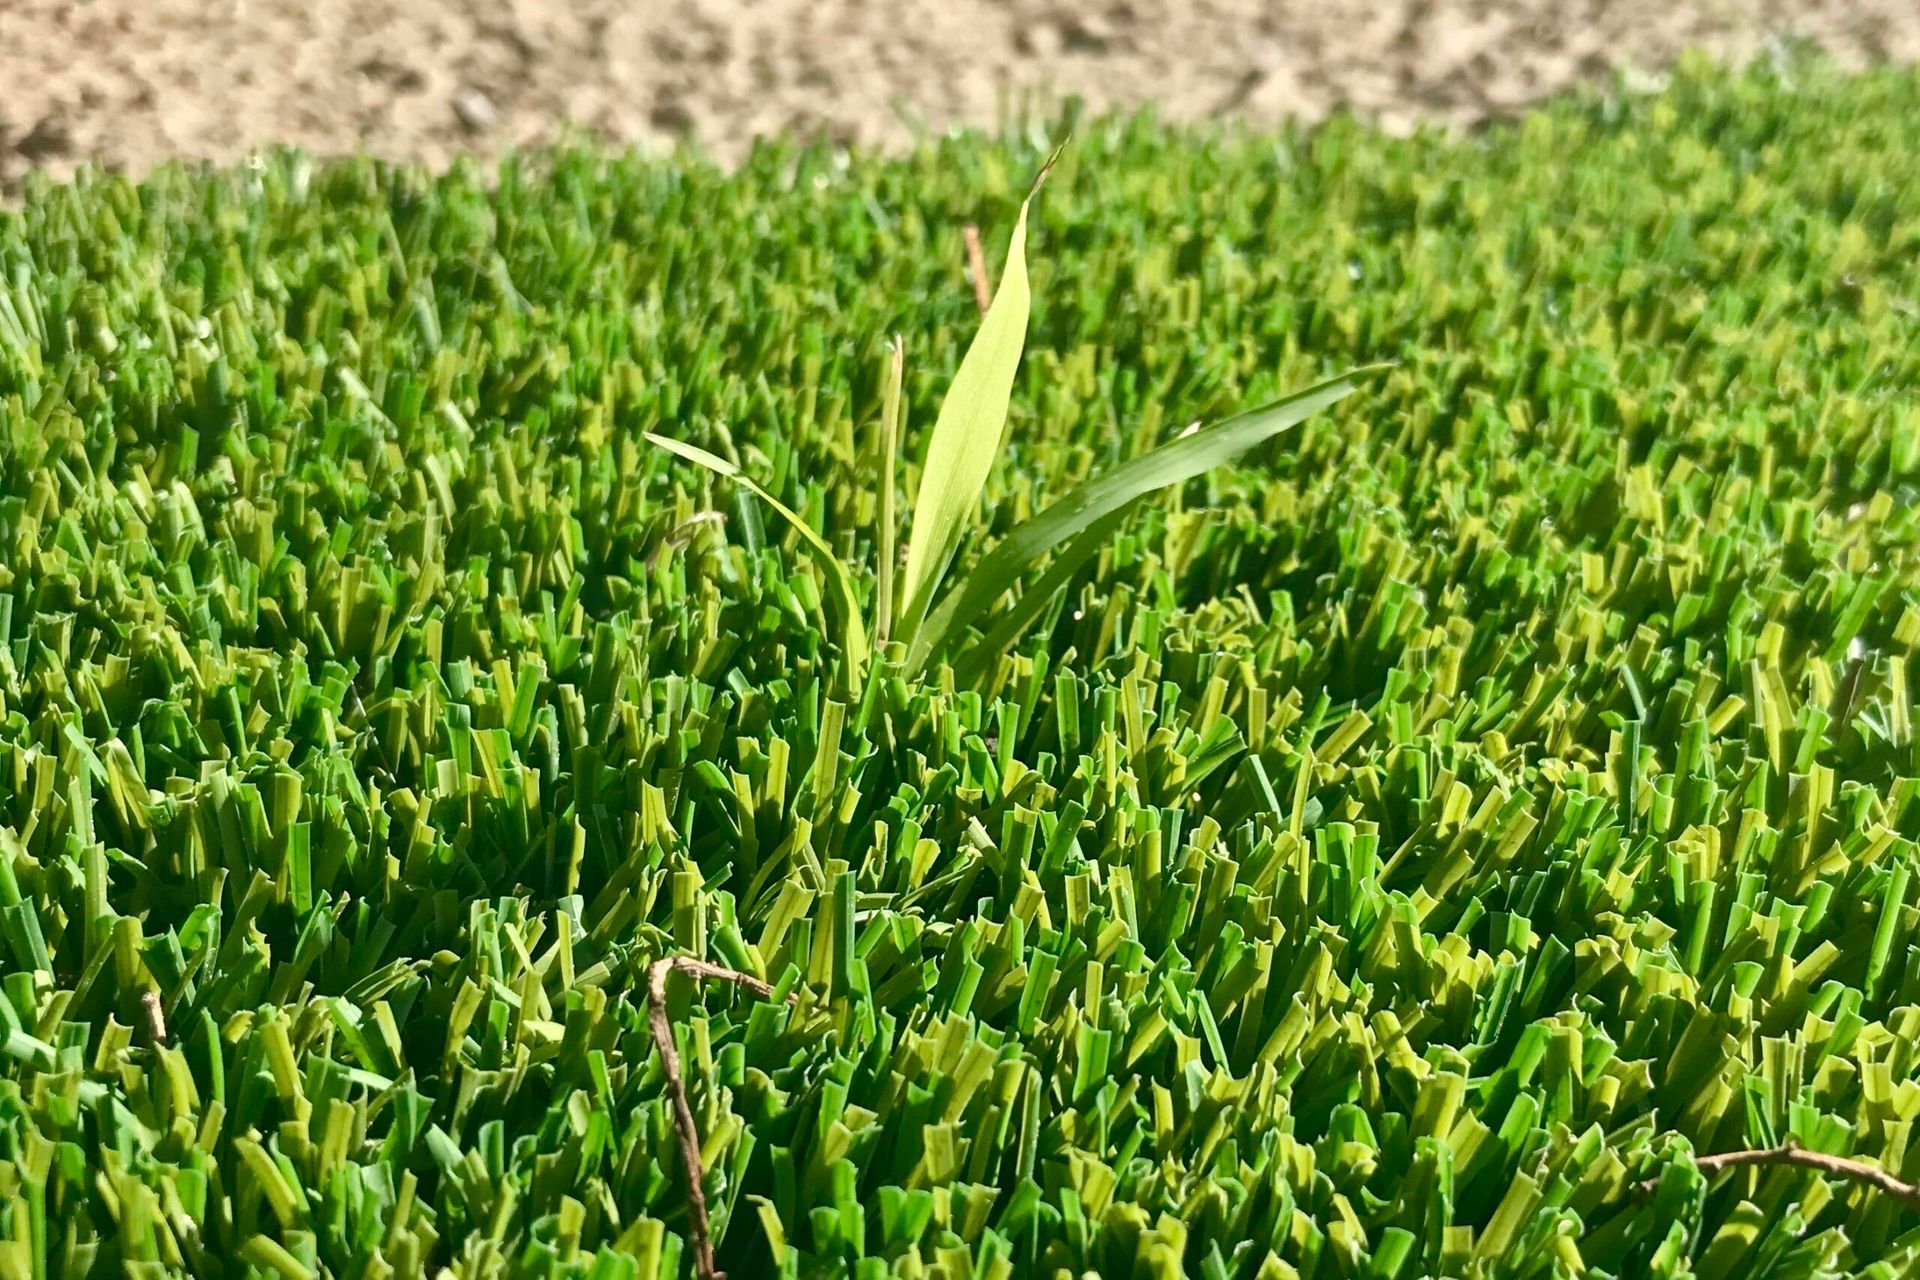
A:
1637;1143;1920;1209
962;223;991;315
646;956;796;1280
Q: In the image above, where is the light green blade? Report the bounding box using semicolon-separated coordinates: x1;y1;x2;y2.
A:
908;364;1390;672
896;150;1060;644
645;431;871;676
874;337;905;646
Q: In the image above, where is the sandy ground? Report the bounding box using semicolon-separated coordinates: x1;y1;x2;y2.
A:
1;0;1917;186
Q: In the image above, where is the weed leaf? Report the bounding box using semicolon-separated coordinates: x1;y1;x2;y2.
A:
897;151;1059;642
910;365;1389;670
646;431;871;676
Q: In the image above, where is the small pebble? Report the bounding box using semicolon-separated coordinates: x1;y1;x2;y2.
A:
453;89;497;133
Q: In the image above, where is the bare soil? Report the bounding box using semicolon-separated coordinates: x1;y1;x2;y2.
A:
2;0;1916;185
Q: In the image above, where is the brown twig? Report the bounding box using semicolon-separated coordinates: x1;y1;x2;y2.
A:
141;991;167;1045
646;956;795;1280
962;224;991;315
1638;1142;1920;1209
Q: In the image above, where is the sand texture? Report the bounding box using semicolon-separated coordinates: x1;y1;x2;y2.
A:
2;0;1918;185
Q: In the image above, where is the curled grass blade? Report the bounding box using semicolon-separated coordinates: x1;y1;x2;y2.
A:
646;431;871;678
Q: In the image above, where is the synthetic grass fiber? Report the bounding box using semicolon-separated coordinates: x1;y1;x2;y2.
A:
4;52;1920;1280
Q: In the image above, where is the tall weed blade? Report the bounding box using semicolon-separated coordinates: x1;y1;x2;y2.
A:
874;337;905;646
646;431;871;677
897;151;1060;643
909;366;1389;671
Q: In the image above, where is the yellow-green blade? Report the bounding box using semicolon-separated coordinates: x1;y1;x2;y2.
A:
896;151;1059;644
645;431;870;677
874;337;905;646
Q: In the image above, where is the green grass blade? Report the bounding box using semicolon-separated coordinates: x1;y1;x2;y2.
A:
908;365;1389;671
875;337;905;646
896;151;1059;644
950;506;1130;686
646;431;871;677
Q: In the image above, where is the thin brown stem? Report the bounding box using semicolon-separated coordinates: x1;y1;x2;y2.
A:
646;956;794;1280
1639;1143;1920;1209
962;224;991;315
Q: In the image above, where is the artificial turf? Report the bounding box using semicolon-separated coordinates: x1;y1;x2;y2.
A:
2;52;1920;1279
